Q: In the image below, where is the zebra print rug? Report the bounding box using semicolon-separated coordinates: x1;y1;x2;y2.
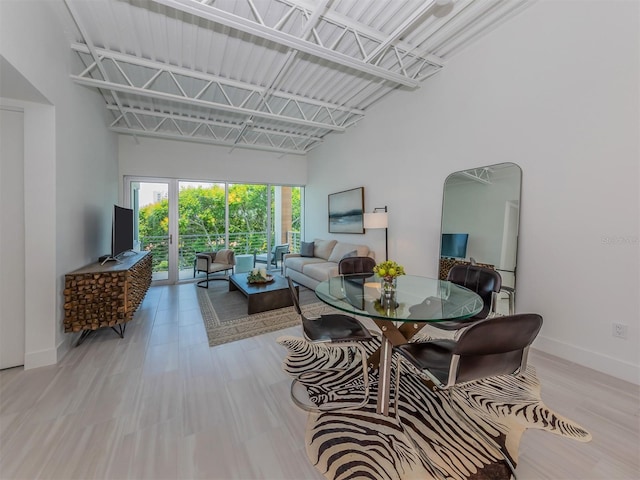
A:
277;334;592;480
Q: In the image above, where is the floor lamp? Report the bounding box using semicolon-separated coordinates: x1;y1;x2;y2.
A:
364;206;388;261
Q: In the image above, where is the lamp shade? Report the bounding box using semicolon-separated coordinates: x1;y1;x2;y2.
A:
364;212;388;229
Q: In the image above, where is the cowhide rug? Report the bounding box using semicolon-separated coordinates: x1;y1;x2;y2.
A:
277;334;591;480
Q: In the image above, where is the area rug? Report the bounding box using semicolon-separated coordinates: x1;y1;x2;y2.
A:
277;334;592;480
195;280;332;347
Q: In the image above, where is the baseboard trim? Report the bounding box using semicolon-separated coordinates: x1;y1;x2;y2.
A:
56;336;72;364
24;347;57;370
534;334;639;385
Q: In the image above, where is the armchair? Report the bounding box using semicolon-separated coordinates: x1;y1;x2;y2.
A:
254;244;289;272
194;249;235;288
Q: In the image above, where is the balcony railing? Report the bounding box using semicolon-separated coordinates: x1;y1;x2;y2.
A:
140;231;301;272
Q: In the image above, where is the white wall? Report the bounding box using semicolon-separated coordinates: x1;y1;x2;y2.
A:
119;136;307;187
307;1;639;383
0;0;119;367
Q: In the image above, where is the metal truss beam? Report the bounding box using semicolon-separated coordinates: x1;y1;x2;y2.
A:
283;0;445;67
71;44;362;132
150;0;440;87
63;0;135;135
105;104;323;143
110;127;313;156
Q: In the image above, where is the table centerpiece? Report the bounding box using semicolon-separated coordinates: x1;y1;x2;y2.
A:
373;260;405;307
247;267;273;284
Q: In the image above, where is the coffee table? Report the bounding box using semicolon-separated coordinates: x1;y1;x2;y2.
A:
228;273;297;314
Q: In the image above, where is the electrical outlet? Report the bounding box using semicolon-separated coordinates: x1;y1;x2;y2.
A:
612;323;628;339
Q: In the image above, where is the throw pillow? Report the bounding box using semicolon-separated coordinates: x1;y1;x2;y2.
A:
313;238;338;260
342;250;358;259
301;241;315;257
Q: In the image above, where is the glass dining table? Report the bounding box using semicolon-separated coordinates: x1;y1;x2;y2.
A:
315;274;483;416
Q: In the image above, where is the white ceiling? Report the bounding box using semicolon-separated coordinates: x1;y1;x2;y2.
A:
61;0;531;156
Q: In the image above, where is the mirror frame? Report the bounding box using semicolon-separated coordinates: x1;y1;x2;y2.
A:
438;162;522;307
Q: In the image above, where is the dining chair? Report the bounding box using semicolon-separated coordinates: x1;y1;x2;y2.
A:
338;256;376;275
286;276;373;412
431;263;503;332
393;313;543;479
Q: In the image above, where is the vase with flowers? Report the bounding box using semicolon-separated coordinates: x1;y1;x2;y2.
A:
372;260;405;308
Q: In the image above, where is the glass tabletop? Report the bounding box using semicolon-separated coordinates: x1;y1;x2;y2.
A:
315;274;483;322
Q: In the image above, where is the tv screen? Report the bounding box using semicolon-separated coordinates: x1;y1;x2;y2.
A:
112;205;134;258
441;233;468;259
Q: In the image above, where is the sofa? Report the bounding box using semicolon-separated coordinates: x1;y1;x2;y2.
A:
283;238;373;290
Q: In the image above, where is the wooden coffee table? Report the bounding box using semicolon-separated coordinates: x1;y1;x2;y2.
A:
228;273;297;314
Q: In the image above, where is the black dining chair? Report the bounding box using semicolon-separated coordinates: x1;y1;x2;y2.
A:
393;313;543;479
286;276;373;412
431;264;503;332
338;256;376;275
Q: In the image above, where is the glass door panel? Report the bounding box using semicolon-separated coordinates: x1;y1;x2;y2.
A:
126;177;305;284
228;183;268;258
177;181;226;281
129;180;171;282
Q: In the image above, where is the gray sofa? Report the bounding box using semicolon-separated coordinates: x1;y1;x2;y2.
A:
283;238;373;290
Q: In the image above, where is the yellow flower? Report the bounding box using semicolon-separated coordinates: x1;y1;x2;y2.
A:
373;260;405;279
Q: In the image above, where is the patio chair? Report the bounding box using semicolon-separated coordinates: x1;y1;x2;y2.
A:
254;244;289;272
194;249;235;288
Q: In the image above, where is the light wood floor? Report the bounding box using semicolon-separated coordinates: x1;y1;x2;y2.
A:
1;283;638;480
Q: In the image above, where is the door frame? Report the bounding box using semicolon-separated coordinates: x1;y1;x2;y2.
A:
124;176;178;285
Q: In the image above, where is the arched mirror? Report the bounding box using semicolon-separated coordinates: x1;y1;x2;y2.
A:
438;162;522;314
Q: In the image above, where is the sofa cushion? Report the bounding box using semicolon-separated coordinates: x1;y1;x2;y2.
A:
303;262;339;282
285;256;325;273
300;241;315;257
327;242;370;263
313;238;337;260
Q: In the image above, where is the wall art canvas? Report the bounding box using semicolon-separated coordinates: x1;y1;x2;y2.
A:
328;187;364;234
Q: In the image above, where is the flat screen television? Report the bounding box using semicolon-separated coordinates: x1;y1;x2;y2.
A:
112;205;134;258
441;233;468;259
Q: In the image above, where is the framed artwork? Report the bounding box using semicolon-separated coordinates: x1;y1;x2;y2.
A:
328;187;364;234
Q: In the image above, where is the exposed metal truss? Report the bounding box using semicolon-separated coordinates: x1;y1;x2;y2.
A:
63;0;532;155
150;0;445;87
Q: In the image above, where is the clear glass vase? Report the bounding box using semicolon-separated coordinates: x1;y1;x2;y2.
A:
380;277;397;308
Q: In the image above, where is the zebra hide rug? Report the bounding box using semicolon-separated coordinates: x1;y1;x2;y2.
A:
277;334;592;480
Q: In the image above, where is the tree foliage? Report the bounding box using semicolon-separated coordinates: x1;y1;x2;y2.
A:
139;184;301;269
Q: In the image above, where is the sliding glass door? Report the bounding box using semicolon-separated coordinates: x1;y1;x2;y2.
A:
125;177;304;284
128;179;173;282
177;181;226;280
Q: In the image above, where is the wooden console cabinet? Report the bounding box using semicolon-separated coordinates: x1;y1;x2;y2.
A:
63;251;152;337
